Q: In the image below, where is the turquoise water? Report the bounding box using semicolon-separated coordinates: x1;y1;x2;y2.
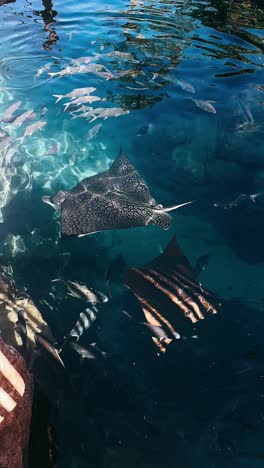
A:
0;0;264;466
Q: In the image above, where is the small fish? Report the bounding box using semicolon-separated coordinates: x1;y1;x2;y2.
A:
86;123;101;141
63;95;101;111
66;281;108;304
34;63;51;79
67;307;98;341
194;254;209;276
19;121;47;143
69;342;107;362
48;64;108;79
176;79;195;94
52;278;109;304
191;98;216;114
123;311;180;340
5;110;35;130
1;101;22;122
89;107;129;122
40;106;48;117
44;143;61;156
214;193;262;209
53;87;96;103
35;333;65;367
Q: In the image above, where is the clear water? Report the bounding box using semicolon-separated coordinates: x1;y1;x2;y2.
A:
0;0;264;466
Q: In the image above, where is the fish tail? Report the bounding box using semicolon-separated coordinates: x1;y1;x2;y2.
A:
53;94;64;103
156;200;196;213
63;102;71;112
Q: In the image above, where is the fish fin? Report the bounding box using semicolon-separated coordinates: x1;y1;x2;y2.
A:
146;235;197;279
63;102;71;112
53;94;64;103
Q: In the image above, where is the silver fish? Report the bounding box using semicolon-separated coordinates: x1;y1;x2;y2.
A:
89;107;129;122
176;79;195;94
86;123;101;141
66;280;109;304
67;307;98;341
5;110;35;130
123;311;180;340
53;87;96;103
214;193;262;209
40;106;48;117
63;95;101;111
69;342;107;361
52;278;109;304
34;63;51;79
191;98;216;114
49;64;114;80
35;333;65;367
1;101;22;122
20;121;47;143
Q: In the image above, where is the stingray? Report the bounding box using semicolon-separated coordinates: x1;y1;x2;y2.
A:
42;150;194;236
124;235;222;352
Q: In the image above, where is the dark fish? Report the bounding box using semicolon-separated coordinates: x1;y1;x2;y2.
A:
42;150;194;237
35;333;65;368
124;235;222;352
69;342;107;362
123;310;180;341
193;254;209;276
15;309;27;356
67;307;98;341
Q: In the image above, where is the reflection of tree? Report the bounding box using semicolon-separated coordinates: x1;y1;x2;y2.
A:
95;1;194;110
188;0;264;31
33;0;59;51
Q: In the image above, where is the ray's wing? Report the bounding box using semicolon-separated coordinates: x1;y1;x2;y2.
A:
124;236;222;352
106;150;159;207
61;190;172;236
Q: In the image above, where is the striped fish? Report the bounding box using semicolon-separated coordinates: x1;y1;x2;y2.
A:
67;306;98;341
124;236;222;352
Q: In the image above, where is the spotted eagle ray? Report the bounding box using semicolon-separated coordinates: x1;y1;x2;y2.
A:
42;150;194;236
124;235;222;352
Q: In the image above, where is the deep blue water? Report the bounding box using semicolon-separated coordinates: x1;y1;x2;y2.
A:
0;0;264;467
